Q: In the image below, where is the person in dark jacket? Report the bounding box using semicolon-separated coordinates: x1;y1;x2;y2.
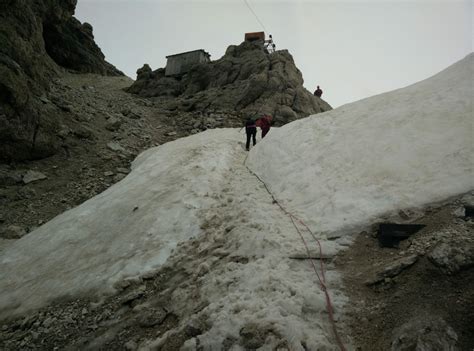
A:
245;117;257;151
314;85;323;98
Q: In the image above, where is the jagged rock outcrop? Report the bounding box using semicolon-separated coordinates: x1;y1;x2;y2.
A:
127;41;331;125
43;17;123;76
0;0;122;162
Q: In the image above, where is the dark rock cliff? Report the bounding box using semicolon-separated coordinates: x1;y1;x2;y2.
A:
0;0;122;162
127;41;331;125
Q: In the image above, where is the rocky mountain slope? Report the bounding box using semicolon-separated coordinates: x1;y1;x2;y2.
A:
0;72;201;247
0;0;122;162
127;41;331;125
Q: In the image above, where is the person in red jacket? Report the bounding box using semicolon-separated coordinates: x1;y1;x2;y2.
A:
256;114;272;138
314;85;323;98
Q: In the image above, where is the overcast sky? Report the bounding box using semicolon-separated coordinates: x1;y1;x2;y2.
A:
75;0;472;107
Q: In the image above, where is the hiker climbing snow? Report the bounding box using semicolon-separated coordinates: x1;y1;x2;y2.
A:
244;116;257;151
256;114;272;138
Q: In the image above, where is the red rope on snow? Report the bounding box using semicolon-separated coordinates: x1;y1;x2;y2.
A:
243;154;347;351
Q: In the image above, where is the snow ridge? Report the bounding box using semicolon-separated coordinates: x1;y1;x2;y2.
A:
247;53;473;242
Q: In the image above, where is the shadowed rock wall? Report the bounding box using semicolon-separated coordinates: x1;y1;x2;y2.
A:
0;0;122;162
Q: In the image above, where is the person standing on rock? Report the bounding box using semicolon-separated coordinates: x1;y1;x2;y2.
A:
314;85;323;98
256;114;272;138
244;116;257;151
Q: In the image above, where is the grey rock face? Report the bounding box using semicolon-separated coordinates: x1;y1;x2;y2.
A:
127;41;331;126
43;18;123;76
391;316;458;351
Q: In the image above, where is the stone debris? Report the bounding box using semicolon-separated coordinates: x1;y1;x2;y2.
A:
122;108;141;119
124;340;138;350
107;142;126;152
0;168;23;186
137;308;168;328
73;125;95;139
22;171;47;184
391;316;458;351
105;116;122;131
365;254;419;286
116;167;129;174
428;241;474;274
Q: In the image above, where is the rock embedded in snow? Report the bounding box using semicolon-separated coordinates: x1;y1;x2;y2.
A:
137;308;167;328
239;323;267;349
22;171;47;184
461;193;474;207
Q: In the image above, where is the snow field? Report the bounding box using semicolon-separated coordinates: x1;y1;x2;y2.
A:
1;129;346;348
247;53;473;245
145;143;346;350
0;131;239;318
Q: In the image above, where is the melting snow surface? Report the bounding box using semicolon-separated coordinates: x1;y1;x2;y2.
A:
248;53;473;241
0;132;239;318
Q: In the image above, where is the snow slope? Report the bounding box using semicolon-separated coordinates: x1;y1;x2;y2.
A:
0;132;238;318
248;53;473;241
0;132;345;349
